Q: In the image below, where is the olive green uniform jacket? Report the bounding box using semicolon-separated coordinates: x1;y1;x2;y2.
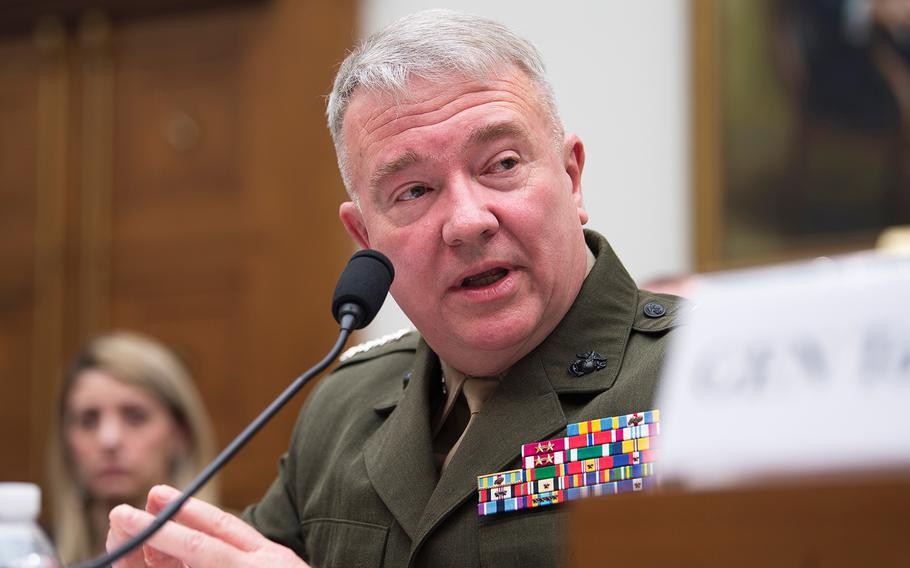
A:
243;230;682;567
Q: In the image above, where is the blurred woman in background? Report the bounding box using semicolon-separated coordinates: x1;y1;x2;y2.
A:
46;332;218;564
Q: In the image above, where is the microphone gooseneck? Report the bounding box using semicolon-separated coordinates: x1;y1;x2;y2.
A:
72;249;394;568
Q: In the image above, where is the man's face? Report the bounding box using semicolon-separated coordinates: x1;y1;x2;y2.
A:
339;69;589;376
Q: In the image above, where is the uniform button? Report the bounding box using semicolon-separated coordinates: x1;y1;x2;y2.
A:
643;302;666;318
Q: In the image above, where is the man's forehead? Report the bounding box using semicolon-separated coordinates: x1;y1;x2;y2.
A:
344;67;542;132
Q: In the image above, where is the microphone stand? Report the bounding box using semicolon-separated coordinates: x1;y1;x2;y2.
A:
71;312;360;568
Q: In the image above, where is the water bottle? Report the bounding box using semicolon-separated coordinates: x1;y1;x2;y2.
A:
0;483;60;568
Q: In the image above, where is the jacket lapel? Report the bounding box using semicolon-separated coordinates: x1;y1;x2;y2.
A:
362;341;439;541
538;231;639;397
413;349;566;546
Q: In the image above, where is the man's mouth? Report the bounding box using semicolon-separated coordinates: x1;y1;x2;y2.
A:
461;268;509;288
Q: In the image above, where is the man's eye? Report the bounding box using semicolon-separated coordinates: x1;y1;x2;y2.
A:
489;156;519;173
398;185;431;202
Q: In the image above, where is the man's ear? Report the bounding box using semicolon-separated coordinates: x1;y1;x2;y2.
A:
339;201;371;249
563;133;588;225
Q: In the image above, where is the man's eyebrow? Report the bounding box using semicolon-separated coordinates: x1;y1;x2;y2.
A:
370;150;425;190
367;123;528;191
463;121;529;150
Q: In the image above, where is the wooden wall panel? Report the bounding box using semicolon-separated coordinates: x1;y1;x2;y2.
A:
203;0;359;507
0;40;40;481
0;41;38;290
102;1;357;509
0;24;69;494
0;0;358;515
114;14;243;205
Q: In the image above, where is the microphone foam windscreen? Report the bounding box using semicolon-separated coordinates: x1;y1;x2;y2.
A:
332;249;395;328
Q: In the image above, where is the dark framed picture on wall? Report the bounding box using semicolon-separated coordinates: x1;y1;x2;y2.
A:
692;0;910;271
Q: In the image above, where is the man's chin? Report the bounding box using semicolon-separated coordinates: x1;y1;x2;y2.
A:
440;323;539;373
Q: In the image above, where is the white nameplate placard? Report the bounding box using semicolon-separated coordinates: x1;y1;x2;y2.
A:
657;252;910;488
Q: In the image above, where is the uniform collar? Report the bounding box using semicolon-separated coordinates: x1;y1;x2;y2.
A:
535;229;639;394
363;340;440;542
432;360;467;436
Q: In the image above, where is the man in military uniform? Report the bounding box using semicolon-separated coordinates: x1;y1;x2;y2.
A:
107;9;681;568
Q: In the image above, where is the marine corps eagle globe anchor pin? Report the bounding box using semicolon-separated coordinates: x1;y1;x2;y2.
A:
569;351;607;376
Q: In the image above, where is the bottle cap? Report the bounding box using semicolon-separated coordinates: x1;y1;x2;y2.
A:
0;483;41;520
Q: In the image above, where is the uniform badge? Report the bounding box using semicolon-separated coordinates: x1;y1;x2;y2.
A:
568;351;608;376
476;409;660;516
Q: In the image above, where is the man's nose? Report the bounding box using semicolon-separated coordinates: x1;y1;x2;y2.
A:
97;416;123;449
441;179;499;247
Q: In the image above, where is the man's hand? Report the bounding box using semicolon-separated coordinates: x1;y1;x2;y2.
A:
107;485;308;568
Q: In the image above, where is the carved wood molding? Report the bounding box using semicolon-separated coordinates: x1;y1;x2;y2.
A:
0;0;265;36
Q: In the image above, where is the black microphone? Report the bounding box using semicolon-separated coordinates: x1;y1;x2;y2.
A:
72;250;394;568
333;249;394;330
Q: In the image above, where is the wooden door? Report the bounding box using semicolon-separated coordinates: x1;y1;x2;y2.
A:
0;0;357;513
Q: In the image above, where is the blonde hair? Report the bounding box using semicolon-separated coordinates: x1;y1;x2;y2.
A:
46;332;219;564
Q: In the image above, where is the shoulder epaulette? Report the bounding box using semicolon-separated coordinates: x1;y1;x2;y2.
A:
338;327;416;362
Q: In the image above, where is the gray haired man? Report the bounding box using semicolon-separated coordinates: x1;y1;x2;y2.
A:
107;10;680;568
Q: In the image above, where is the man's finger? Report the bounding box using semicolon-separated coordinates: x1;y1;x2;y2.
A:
116;505;247;568
143;542;185;568
107;505;151;568
145;485;266;552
